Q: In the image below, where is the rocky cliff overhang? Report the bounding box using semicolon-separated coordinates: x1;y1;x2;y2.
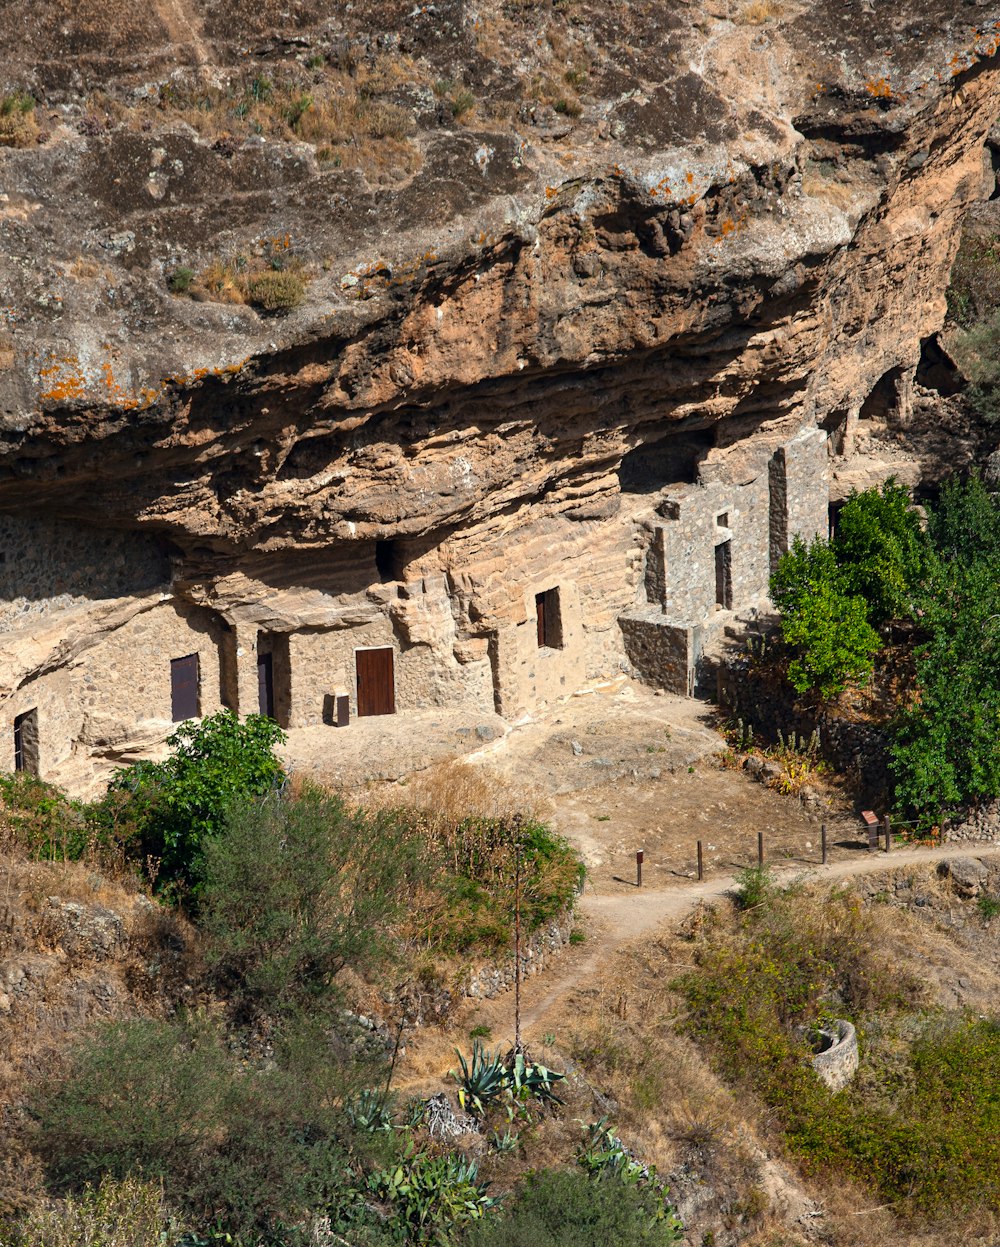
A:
0;0;997;579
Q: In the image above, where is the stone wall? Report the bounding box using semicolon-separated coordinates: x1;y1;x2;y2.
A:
810;1020;859;1092
0;515;168;633
768;428;830;574
4;596;228;779
717;647;891;805
620;611;705;696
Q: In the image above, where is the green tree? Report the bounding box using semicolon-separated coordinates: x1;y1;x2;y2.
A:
199;785;425;1019
770;537;881;699
925;469;1000;564
834;478;926;623
106;711;286;888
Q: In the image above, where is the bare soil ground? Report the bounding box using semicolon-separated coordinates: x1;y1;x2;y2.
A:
290;678;868;894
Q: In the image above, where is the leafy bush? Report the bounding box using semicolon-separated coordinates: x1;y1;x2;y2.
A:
200;785;424;1018
465;1168;683;1247
770;536;880;698
889;475;1000;827
169;265;196;294
105;712;286;889
730;864;773;911
833;479;926;623
408;815;583;955
368;1146;496;1243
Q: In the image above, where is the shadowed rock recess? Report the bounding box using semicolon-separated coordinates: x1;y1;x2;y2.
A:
0;1;998;789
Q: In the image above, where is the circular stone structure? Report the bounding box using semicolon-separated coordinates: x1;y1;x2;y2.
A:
809;1020;859;1092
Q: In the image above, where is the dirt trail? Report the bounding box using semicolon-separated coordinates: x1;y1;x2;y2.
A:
520;841;1000;1031
155;0;212;67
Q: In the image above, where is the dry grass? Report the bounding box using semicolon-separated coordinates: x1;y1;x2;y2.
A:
391;758;546;830
0;92;37;148
738;0;783;23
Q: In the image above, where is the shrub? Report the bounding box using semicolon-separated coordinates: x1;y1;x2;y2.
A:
465;1168;682;1247
770;536;880;699
731;864;773;911
243;268;306;311
3;1174;177;1246
168;265;196;294
105;711;286;889
953;311;1000;424
199;785;425;1018
0;92;37;148
32;1013;392;1242
833;478;926;623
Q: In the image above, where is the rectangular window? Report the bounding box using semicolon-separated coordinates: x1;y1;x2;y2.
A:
714;541;733;610
170;653;200;722
535;588;564;649
13;707;39;777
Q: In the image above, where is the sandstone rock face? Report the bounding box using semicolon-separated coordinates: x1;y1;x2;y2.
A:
0;3;997;787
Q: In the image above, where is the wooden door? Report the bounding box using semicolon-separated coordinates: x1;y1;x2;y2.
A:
171;653;200;722
258;651;275;718
535;591;546;648
356;647;395;717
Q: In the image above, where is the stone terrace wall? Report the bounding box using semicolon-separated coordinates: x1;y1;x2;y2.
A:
718;649;891;805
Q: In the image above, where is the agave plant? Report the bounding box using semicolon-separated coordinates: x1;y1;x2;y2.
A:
451;1040;510;1115
577;1116;653;1186
346;1088;395;1132
509;1051;565;1105
490;1127;520;1155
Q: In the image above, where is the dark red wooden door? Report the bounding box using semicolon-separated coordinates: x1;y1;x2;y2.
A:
258;651;274;718
171;653;200;721
356;648;395;717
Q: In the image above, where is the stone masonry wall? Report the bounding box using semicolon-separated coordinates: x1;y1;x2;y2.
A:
768;428;830;574
4;597;228;779
0;515;168;633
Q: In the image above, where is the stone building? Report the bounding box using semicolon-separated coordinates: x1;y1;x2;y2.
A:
0;421;829;792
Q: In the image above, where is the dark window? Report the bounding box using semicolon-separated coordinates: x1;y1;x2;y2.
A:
716;512;729;528
170;653;200;722
13;707;38;776
714;541;733;610
258;651;274;718
829;500;845;541
356;648;396;717
535;588;564;649
375;539;399;582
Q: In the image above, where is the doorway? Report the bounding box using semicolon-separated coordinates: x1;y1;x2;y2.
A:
171;653;200;721
256;632;291;726
356;647;395;717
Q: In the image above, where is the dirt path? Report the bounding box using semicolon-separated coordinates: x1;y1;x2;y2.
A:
520;841;1000;1031
155;0;212;68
